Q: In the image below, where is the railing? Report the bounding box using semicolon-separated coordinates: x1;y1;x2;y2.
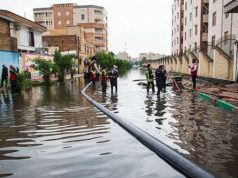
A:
81;82;217;178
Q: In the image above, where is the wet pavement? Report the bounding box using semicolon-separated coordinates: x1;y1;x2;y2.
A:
0;78;184;178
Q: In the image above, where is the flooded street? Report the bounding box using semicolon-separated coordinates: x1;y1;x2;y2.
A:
0;77;184;178
0;69;238;178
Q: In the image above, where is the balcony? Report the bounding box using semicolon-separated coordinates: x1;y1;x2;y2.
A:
202;33;208;42
224;0;238;13
203;14;208;23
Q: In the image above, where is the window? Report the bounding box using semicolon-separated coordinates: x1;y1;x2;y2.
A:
58;20;61;25
212;36;216;47
224;31;229;45
190;0;192;4
28;31;35;47
66;11;70;16
212;12;216;26
177;25;179;32
194;42;197;50
177;12;179;19
225;13;229;18
185;2;187;11
195;25;197;35
195;7;198;17
81;14;85;20
213;0;217;3
190;12;192;21
177;37;178;44
66;20;70;25
185;17;187;25
185;32;187;40
190;29;191;37
57;12;61;16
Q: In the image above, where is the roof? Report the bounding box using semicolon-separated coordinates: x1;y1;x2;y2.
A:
33;7;52;11
0;9;47;32
74;5;105;10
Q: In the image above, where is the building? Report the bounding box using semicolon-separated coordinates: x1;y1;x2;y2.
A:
0;10;47;73
139;53;165;61
42;26;96;73
171;0;184;55
33;3;108;52
116;52;131;61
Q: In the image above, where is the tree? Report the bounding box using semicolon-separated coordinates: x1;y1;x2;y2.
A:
54;50;73;82
34;58;53;85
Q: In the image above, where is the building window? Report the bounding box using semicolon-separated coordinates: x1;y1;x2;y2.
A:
177;37;179;44
224;31;229;45
185;32;187;41
177;25;179;32
189;29;191;37
212;12;216;26
66;20;70;25
28;31;35;47
66;11;70;16
213;0;217;3
177;12;179;19
212;36;216;47
58;20;61;25
57;12;61;16
225;13;229;18
185;2;187;11
194;42;197;50
190;12;192;21
195;25;197;35
195;7;198;17
185;17;187;25
81;14;85;20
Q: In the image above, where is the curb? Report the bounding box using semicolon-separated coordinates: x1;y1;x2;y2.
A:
184;86;238;112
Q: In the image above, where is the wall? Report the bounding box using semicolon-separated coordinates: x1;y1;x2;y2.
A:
0;51;19;75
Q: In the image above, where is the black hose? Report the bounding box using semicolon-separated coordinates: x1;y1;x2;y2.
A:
81;82;217;178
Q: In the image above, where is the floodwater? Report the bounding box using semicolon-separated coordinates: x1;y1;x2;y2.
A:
90;69;238;178
0;77;184;178
1;69;238;178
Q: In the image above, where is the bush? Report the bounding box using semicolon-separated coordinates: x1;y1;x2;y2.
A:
17;72;32;90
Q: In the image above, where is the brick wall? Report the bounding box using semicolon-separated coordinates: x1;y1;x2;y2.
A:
0;18;17;51
42;35;77;52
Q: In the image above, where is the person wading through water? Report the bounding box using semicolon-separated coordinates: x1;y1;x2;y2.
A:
155;65;166;95
145;64;155;93
188;58;198;89
109;65;119;93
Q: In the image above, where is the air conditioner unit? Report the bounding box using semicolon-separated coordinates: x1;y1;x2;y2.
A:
14;24;21;31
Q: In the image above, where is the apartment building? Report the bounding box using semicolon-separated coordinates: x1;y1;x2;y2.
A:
171;0;184;55
208;0;238;58
33;3;108;52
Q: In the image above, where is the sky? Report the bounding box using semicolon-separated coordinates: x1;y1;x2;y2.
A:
0;0;173;58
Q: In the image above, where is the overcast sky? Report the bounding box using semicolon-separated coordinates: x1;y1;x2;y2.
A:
0;0;172;57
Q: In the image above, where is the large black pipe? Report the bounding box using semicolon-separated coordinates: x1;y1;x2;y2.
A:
81;83;217;178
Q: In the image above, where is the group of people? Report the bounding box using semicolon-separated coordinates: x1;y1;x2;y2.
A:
89;65;119;94
1;65;19;93
146;58;198;95
146;64;168;95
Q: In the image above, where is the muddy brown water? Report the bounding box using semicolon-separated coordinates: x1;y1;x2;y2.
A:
0;76;184;178
1;69;238;178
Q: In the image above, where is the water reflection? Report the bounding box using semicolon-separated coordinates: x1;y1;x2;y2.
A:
0;77;184;178
92;69;238;178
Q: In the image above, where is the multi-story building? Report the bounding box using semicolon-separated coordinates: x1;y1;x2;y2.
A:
208;0;238;58
171;0;184;55
33;3;108;52
116;52;131;61
139;52;165;61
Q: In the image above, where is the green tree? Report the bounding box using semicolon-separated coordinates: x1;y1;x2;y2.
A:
54;50;73;82
34;57;53;85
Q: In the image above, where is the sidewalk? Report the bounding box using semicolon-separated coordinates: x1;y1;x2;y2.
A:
184;79;238;110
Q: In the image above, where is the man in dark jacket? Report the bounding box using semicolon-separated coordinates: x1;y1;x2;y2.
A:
1;65;8;88
145;64;155;93
109;65;118;93
155;65;166;95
